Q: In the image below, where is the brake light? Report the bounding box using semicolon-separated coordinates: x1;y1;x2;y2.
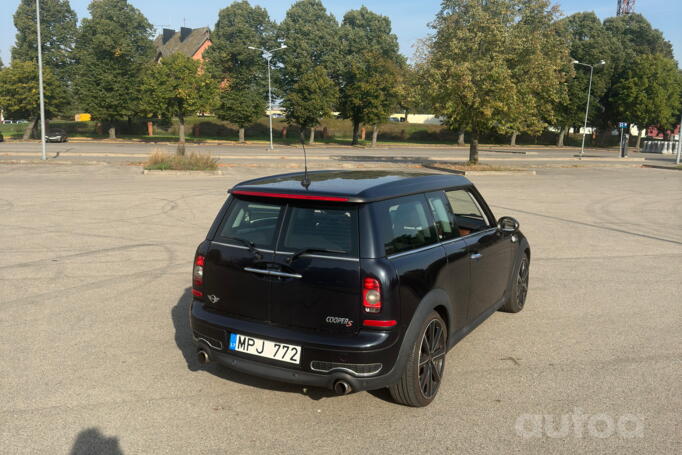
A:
193;255;205;298
362;277;381;313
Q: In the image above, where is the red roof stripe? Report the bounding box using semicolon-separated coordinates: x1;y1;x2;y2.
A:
232;190;349;202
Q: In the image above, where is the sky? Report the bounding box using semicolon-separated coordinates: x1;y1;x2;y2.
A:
1;0;680;65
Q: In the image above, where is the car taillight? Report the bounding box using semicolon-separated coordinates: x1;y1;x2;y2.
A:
362;277;381;313
193;255;205;298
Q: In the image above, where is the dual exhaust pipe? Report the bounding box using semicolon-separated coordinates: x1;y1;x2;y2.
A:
196;347;353;395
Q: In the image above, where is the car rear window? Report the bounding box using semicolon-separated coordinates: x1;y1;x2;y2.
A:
217;198;283;249
280;205;358;256
372;195;437;256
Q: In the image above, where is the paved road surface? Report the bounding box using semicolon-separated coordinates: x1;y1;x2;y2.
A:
2;140;676;167
0;163;680;454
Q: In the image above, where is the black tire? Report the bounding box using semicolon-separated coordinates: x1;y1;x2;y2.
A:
500;253;529;313
389;311;447;407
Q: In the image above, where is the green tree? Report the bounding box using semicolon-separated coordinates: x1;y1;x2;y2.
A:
278;0;340;143
282;66;338;140
503;0;569;146
11;0;78;85
204;1;275;142
141;54;217;155
554;13;620;146
603;13;673;61
0;61;67;139
610;54;682;150
216;88;265;142
602;13;674;128
426;0;568;162
73;0;154;139
397;61;432;118
339;7;404;145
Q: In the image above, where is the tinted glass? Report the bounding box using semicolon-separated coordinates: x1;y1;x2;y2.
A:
281;206;358;256
218;198;283;248
445;190;489;234
373;195;437;255
426;192;458;241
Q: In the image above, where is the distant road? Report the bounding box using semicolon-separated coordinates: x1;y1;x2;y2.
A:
1;140;674;167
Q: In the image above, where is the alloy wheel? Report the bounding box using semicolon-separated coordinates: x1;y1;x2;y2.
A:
517;258;529;307
418;319;446;399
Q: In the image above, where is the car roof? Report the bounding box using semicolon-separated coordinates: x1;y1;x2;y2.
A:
229;170;472;203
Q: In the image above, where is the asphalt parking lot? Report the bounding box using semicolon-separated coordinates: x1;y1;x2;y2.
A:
0;161;680;454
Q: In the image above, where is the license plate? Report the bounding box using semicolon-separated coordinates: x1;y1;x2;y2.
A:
228;333;301;365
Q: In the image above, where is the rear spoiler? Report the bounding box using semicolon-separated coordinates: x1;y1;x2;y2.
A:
231;189;351;202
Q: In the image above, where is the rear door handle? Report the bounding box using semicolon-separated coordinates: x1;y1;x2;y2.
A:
469;253;482;261
244;267;271;276
268;270;302;279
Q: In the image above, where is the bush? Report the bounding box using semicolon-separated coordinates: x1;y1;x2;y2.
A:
144;150;218;171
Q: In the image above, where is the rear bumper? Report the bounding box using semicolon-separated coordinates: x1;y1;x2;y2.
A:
190;299;404;391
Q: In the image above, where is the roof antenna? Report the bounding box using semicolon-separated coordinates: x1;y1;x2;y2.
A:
300;129;310;189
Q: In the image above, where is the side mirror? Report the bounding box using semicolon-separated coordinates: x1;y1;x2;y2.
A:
497;216;519;234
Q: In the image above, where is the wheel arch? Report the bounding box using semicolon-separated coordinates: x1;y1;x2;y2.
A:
417;288;454;336
503;235;531;298
386;288;455;387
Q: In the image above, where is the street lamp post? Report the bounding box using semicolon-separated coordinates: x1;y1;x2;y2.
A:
248;44;286;151
572;60;605;160
675;115;682;166
36;0;47;161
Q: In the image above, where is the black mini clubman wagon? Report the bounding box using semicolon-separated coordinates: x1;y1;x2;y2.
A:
190;170;530;406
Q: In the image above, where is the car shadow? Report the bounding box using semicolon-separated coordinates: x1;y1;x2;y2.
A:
172;287;345;401
70;428;123;455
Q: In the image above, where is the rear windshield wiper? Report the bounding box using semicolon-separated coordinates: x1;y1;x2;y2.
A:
223;236;263;259
287;247;347;263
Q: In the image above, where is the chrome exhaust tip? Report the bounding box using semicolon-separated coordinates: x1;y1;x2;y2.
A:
333;380;352;395
197;349;211;365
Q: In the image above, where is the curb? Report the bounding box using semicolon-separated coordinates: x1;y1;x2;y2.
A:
421;164;536;176
482;149;530;155
640;164;682;171
0;159;109;165
142;169;224;176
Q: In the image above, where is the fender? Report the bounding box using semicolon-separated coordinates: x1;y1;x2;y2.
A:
504;233;530;297
384;288;454;384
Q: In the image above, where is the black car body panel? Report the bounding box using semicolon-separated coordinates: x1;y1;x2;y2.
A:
190;170;530;393
230;170;471;203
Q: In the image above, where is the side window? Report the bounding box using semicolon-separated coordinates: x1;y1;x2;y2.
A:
373;195;437;256
217;198;283;248
426;192;458;241
445;189;489;236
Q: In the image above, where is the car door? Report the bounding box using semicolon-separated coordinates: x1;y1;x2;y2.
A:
203;197;284;321
269;203;362;335
425;191;470;333
444;188;512;321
